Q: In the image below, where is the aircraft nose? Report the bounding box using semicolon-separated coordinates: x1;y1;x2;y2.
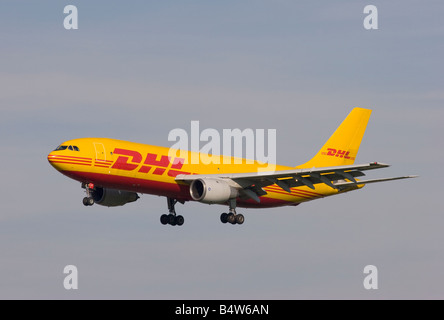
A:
47;151;60;170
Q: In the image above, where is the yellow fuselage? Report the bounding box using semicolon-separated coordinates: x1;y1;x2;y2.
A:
48;138;345;208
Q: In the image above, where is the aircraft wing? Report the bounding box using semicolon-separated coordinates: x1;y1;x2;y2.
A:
175;162;417;202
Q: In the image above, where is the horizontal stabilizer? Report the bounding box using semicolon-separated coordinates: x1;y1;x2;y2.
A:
334;175;418;188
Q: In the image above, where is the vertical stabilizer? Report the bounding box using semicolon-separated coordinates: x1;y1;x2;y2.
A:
297;108;372;168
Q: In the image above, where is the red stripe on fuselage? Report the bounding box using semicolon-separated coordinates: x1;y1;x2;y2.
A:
49;160;92;166
264;186;323;199
264;185;323;197
48;156;92;164
49;155;92;161
264;187;313;200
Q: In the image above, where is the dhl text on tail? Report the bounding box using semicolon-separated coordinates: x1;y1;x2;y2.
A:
47;108;417;226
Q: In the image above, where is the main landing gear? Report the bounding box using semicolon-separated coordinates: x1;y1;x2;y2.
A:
158;198;245;226
160;198;184;226
220;199;245;225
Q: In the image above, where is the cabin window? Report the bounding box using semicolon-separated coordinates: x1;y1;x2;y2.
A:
54;145;68;151
73;146;80;151
68;145;74;151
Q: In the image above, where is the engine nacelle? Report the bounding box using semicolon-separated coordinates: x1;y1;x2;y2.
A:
93;187;139;207
190;178;238;204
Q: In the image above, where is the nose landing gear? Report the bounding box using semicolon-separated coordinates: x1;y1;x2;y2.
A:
82;182;95;206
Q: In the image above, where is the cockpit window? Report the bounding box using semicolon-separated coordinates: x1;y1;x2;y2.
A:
54;145;80;151
54;145;68;151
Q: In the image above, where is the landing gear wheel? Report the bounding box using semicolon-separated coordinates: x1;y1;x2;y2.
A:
83;197;94;206
160;214;169;225
168;214;177;226
235;214;245;225
175;215;184;226
227;213;236;224
220;213;228;224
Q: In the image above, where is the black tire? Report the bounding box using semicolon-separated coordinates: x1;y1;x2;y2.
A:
168;214;177;226
176;215;184;226
160;214;169;225
87;197;94;206
220;213;228;224
235;214;245;225
83;197;89;206
227;213;236;224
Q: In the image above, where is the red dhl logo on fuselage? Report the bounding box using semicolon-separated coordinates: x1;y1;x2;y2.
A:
106;148;191;178
321;148;355;160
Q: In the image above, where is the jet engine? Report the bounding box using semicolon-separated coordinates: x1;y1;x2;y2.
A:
190;178;238;204
92;187;139;207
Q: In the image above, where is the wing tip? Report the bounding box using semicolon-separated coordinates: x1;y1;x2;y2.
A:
370;161;390;167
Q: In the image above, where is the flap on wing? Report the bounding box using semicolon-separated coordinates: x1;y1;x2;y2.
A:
240;189;262;203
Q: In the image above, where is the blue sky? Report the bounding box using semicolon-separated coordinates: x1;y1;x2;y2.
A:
0;1;443;298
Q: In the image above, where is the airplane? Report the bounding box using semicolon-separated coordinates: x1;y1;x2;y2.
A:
47;107;416;226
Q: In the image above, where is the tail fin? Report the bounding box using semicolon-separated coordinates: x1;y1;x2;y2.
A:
297;107;372;168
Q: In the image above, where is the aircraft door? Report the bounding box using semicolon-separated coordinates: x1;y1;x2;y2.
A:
93;142;106;162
